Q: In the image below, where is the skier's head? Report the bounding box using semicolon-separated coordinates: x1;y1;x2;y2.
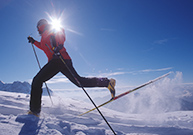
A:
37;19;48;35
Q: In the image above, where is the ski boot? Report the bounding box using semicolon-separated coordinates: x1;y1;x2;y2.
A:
108;78;116;99
27;110;40;117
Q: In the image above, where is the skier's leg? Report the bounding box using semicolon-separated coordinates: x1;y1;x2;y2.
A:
60;60;110;87
30;59;60;113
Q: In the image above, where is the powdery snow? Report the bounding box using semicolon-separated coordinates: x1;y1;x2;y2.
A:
0;90;192;135
0;72;193;135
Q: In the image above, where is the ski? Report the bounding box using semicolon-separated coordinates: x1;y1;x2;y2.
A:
79;72;171;116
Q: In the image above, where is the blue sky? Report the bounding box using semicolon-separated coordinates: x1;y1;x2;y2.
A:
0;0;193;93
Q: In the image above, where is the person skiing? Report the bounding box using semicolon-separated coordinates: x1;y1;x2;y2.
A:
27;19;116;115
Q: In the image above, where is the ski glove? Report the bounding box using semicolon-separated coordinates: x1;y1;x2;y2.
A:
27;37;35;44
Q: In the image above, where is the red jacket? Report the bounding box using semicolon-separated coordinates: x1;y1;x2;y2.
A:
34;27;71;61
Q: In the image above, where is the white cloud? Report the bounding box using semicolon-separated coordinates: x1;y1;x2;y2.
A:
95;67;173;77
140;67;173;73
47;75;70;84
99;71;126;77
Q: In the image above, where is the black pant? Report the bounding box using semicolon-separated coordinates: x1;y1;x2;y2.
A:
30;58;109;113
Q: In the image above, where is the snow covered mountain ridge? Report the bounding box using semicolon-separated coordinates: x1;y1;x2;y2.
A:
0;81;31;94
0;81;52;95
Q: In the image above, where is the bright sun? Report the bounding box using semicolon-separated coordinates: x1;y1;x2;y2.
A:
46;11;64;32
46;12;82;36
50;18;62;31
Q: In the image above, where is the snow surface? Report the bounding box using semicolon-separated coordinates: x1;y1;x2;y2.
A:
0;72;193;135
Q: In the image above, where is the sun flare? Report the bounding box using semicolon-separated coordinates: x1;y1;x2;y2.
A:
46;12;83;36
46;12;64;32
50;18;62;31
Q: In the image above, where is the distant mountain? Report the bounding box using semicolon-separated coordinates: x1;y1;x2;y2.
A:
0;81;52;95
0;81;3;85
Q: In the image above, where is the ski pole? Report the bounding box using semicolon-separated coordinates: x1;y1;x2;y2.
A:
30;40;54;105
58;55;116;135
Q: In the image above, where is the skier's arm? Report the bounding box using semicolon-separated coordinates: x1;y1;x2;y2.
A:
27;36;43;50
33;41;43;50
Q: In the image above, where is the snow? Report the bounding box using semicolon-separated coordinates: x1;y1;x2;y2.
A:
0;72;193;135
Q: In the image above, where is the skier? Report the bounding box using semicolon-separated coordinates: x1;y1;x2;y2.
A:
27;19;116;115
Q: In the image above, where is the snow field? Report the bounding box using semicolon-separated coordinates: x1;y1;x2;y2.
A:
0;72;193;134
0;91;192;135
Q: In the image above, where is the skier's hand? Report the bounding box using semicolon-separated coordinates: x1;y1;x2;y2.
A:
27;36;35;44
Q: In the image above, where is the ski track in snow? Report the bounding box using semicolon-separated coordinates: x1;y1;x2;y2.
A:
0;91;192;135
